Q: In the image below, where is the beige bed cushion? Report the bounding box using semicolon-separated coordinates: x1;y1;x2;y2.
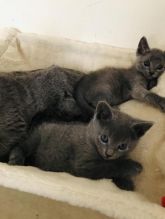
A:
0;186;111;219
0;27;165;219
0;27;135;72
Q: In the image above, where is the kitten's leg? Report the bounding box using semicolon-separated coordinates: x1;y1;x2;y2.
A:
0;108;28;160
113;159;142;178
147;78;158;90
75;159;142;180
74;159;141;190
8;147;25;165
112;177;134;191
132;86;165;112
8;128;41;166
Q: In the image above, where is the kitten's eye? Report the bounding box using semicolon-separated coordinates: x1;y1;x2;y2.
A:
100;135;108;144
157;64;163;70
144;60;150;67
118;144;128;151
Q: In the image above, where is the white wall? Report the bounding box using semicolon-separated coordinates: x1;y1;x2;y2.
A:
0;0;165;48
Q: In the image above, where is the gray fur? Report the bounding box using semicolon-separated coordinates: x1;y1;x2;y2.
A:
0;65;84;159
74;37;165;120
17;101;152;191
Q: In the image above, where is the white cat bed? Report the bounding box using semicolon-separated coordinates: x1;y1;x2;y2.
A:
0;27;165;219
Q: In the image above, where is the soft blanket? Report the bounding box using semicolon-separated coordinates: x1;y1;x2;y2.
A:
0;27;164;219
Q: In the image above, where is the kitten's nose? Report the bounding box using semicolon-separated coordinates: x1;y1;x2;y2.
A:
105;149;114;157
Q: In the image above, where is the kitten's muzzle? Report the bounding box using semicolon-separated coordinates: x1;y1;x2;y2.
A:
147;73;157;80
104;149;115;160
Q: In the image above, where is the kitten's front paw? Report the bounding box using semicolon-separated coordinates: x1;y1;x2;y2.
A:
133;161;143;173
112;177;134;191
127;161;142;177
118;159;143;178
8;157;25;165
147;79;158;90
159;98;165;112
8;147;25;165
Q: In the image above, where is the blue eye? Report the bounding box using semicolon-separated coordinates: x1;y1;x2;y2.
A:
144;60;150;67
118;144;128;151
100;135;108;144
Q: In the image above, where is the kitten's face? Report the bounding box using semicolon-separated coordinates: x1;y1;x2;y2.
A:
136;37;165;80
90;101;153;160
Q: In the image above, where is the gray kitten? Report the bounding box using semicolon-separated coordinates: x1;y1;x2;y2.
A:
74;37;165;120
0;65;84;162
18;101;152;191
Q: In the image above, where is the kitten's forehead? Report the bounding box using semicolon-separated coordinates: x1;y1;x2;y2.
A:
106;123;133;144
145;49;165;61
104;118;133;136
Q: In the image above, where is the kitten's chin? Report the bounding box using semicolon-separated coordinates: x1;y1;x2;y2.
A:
147;74;158;80
102;154;119;160
139;70;159;80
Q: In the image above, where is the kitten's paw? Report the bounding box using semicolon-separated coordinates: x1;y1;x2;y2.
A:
112;177;134;191
8;157;25;165
8;147;25;165
127;161;142;177
159;98;165;112
132;161;143;174
147;79;158;90
118;159;143;178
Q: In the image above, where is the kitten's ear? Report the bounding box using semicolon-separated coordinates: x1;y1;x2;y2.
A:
95;101;113;121
132;121;153;138
137;37;150;56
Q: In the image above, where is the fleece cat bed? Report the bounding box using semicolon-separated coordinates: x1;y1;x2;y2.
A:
0;27;165;219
